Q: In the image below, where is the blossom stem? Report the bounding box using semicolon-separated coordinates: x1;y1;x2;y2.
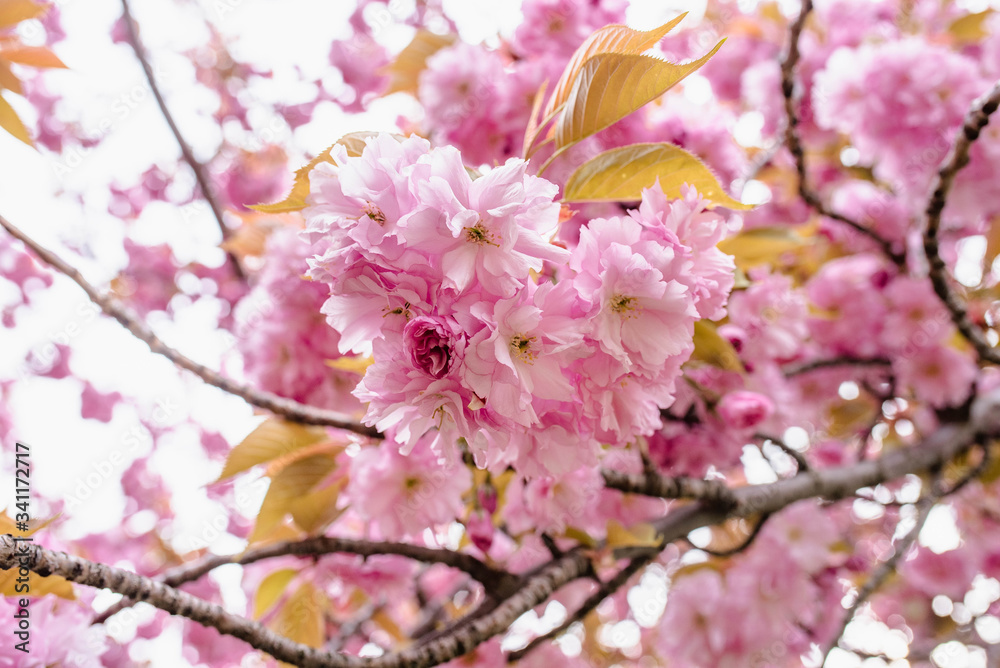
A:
7;393;998;668
923;78;1000;366
92;534;517;625
0;214;380;436
779;0;904;264
119;0;245;279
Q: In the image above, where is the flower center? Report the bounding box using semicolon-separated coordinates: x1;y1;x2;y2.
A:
465;220;498;247
363;201;386;225
509;334;537;363
610;294;638;318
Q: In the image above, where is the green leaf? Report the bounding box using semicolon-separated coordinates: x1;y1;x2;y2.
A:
716;227;805;270
606;520;661;549
249;453;339;543
553;41;725;153
528;16;687;155
948;10;994;44
381;30;455;96
271;582;326;650
542;17;687;122
253;568;298;619
250;132;407;213
0;92;31;146
690;320;743;371
248;144;336;214
562;142;750;210
215;418;328;482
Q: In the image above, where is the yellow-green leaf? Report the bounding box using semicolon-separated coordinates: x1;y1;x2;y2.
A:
0;46;66;68
0;92;31;146
249;144;336;214
0;511;73;599
690;320;743;371
562;142;750;210
250;133;407;214
0;0;48;29
382;30;455;96
716;227;805;270
563;525;597;548
522;78;548;158
325;354;374;376
253;568;298;619
216;418;328;482
271;582;326;650
606;520;661;549
532;16;687;152
948;10;994;44
554;41;725;152
287;478;347;534
250;453;339;542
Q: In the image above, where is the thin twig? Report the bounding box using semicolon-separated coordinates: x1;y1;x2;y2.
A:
6;389;1000;668
821;484;939;662
0;214;379;436
755;432;810;472
923;78;1000;366
94;534;518;625
783;357;891;378
696;513;771;558
506;555;654;663
119;0;245;279
779;0;904;265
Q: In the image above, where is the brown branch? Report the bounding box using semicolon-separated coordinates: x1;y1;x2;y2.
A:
119;0;245;280
923;78;1000;366
506;554;653;663
822;485;939;662
94;534;518;625
601;469;737;508
14;389;1000;668
779;0;904;265
782;356;891;378
755;432;810;473
696;512;771;558
0;214;379;437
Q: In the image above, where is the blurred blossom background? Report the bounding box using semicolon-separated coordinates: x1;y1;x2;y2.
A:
3;0;1000;665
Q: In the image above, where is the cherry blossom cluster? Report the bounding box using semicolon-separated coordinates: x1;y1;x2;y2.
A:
302;134;736;476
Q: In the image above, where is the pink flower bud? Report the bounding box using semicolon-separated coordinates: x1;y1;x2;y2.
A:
717;390;774;430
403;315;462;379
467;511;494;554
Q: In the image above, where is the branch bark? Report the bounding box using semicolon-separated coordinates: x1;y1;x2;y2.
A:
94;534;518;625
779;0;903;264
119;0;245;279
923;78;1000;366
0;214;380;436
10;388;998;668
822;484;939;662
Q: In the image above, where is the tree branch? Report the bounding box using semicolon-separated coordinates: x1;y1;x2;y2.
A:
0;214;379;437
779;0;903;264
10;389;999;668
821;485;939;662
782;356;891;378
94;534;518;625
923;78;1000;366
755;432;809;473
601;469;737;507
119;0;245;279
506;554;653;663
